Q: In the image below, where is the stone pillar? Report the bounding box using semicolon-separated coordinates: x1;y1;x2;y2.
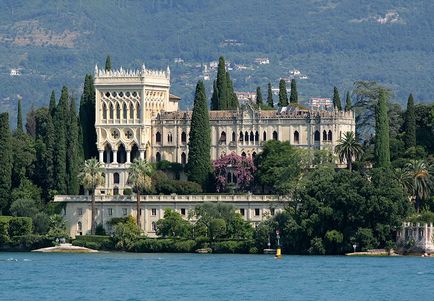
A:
113;150;118;163
140;149;145;160
99;150;104;163
126;150;131;163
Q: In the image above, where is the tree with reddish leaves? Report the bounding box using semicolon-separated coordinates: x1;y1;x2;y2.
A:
213;152;256;192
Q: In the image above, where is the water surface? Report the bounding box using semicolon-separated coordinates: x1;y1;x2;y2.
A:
1;252;433;301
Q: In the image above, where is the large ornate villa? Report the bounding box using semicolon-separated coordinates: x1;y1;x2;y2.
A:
55;64;356;237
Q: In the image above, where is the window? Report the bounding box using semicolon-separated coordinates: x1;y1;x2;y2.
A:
113;187;119;195
77;208;83;216
254;208;260;216
167;133;173;143
136;103;140;119
156;152;161;162
241;152;246;157
239;208;245;216
108;208;113;216
328;130;333;141
156;132;161;143
250;131;254;142
263;131;267;141
114;173;120;184
255;131;259;142
122;208;127;216
102;103;107;120
181;152;186;165
239;131;243;142
294;131;300;144
270;208;275;216
123;103;127;119
314;130;320;142
232;131;236;142
323;130;327;141
181;132;187;143
129;103;134;119
244;131;248;142
181;208;186;216
227;172;232;183
272;131;278;140
116;103;121;119
77;222;82;233
152;221;157;232
220;131;227;144
151;208;157;216
109;103;114;119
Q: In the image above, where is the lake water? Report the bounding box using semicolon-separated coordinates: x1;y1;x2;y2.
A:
0;252;433;301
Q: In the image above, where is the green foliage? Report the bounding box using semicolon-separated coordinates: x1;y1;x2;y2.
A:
95;224;106;235
73;235;113;250
0;113;12;213
345;91;351;111
46;214;68;238
267;82;274;108
32;212;50;234
289;79;298;104
210;56;238;110
9;199;39;217
255;86;263;105
79;74;97;159
212;240;253;253
187;81;211;187
16;97;23;133
374;89;391;168
278;79;288;106
132;238;196;253
112;216;141;250
353;228;378;251
332;86;342;110
66;96;81;194
7;234;52;251
105;55;112;71
11;133;36;189
335;132;363;171
404;94;416;149
156;208;191;238
8;217;33;236
153;171;202;194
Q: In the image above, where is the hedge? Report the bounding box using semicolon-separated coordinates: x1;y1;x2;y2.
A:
131;238;197;253
0;216;33;243
212;240;255;254
72;235;114;250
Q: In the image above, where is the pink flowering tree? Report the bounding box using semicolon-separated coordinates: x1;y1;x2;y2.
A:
213;152;256;192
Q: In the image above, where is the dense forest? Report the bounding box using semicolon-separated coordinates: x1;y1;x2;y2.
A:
0;0;434;124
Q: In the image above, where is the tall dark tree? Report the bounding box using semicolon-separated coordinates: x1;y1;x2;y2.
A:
216;56;229;109
333;87;342;110
404;93;416;149
0;113;12;214
289;79;298;104
278;79;288;107
345;91;351;111
226;71;239;109
25;105;37;138
374;89;391;168
187;81;211;187
267;83;274;108
79;74;97;159
105;55;112;71
49;90;56;118
67;96;80;194
210;80;219;110
16;96;23;133
52;86;69;194
256;86;263;106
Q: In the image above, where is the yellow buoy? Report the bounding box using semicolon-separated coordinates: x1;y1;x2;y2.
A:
275;246;282;258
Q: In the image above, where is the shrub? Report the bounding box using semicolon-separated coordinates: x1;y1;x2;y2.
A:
9;217;33;236
123;188;132;196
73;235;113;250
32;212;50;234
132;238;196;253
308;237;325;255
354;228;379;251
9;235;52;250
212;240;253;253
95;224;106;235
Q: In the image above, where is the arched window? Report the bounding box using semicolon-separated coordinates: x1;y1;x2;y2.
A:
294;131;300;144
136;103;140;119
102;103;107;120
220;131;227;144
117;144;127;164
167;133;173;143
263;131;267;141
241;152;246;157
113;187;119;195
131;144;140;162
77;222;82;233
109;103;114;119
314;130;320;142
181;152;186;165
123;103;127;119
227;172;232;183
328;130;333;141
152;221;157;232
323;130;327;141
156;152;161;162
103;144;113;163
114;172;120;184
130;103;134;119
156;132;161;143
255;131;259;142
244;131;249;142
116;103;121;119
239;131;243;142
250;131;254;142
232;131;236;142
272;131;278;140
181;132;187;143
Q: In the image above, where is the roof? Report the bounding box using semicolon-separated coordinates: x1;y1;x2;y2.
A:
169;94;181;101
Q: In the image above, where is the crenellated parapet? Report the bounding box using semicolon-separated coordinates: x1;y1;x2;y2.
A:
94;64;170;86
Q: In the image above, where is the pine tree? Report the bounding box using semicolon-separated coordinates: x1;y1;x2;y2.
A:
333;86;342;110
256;86;263;106
267;82;274;108
187;80;211;187
79;74;97;159
105;55;112;71
345;91;351;111
289;79;298;104
278;79;288;106
374;89;391;168
404;93;416;148
52;86;69;194
67;96;80;194
49;90;56;117
216;56;228;109
0;113;12;214
210;80;219;110
16;96;23;133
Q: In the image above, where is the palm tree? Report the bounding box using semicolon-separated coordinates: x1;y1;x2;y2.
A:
78;158;104;235
334;131;363;171
404;160;432;212
128;159;153;229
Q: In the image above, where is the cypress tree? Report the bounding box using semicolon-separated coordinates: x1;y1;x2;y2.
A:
374;89;391;168
256;86;263;106
49;90;56;118
404;93;416;148
267;82;274;108
216;56;228;109
25;105;37;138
52;86;69;194
16;96;23;133
333;86;342;110
67;96;80;194
187;80;211;187
226;71;239;109
278;79;288;107
289;79;298;104
210;80;219;110
0;113;12;214
105;55;112;71
345;91;351;111
79;74;97;159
